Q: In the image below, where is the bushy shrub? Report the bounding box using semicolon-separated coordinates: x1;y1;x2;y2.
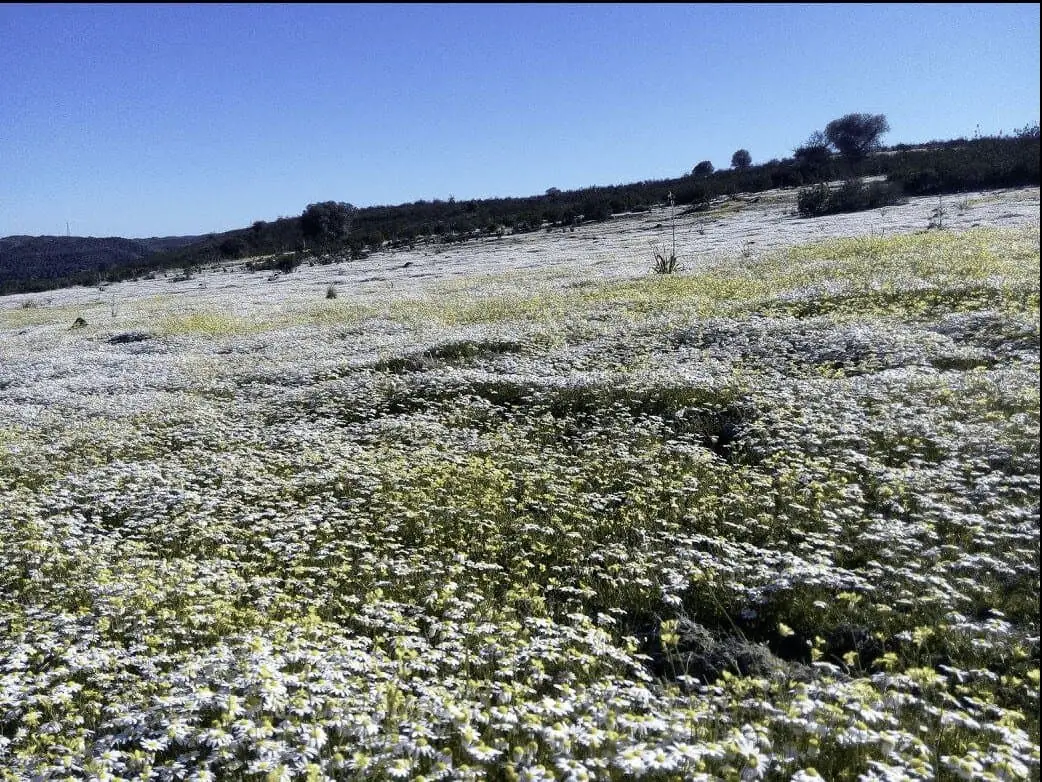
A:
301;201;355;246
769;166;804;189
673;183;711;207
1014;122;1040;139
796;183;832;217
248;253;302;274
893;167;942;195
797;179;905;217
581;199;612;222
276;254;302;273
833;178;872;212
887;135;1040;195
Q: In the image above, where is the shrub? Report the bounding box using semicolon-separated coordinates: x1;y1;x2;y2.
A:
796;183;832;217
219;236;248;259
673;183;711;207
833;178;871;212
249;253;302;274
581;199;612;222
797;179;905;217
887;134;1040;195
276;254;301;273
794;131;834;182
1014;121;1039;139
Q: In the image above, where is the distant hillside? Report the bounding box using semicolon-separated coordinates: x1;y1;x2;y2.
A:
2;127;1037;296
0;235;201;294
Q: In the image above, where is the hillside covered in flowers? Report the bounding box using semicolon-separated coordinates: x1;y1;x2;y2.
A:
0;188;1039;780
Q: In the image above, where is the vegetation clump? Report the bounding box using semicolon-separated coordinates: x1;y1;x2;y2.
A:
797;178;906;218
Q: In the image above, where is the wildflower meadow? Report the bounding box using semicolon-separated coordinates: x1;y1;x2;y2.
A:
0;196;1039;780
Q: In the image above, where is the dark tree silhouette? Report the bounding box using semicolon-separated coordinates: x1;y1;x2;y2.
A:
300;201;355;246
825;113;890;164
692;160;715;177
794;130;833;180
731;149;752;170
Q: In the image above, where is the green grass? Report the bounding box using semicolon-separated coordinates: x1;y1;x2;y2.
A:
0;302;108;329
157;310;260;337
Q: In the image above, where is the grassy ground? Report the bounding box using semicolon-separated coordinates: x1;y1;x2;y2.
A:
0;224;1038;780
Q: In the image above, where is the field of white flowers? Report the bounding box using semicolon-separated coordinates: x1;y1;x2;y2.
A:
0;189;1039;780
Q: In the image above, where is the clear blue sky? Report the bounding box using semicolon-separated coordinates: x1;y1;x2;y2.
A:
2;3;1038;238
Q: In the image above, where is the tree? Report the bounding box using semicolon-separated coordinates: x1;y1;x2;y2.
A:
825;113;890;164
731;149;752;170
300;201;355;246
795;130;830;161
692;160;714;177
794;130;833;180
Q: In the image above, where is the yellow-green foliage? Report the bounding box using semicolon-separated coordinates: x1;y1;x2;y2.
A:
757;226;1040;319
557;226;1037;323
368;226;1040;330
158;311;258;337
298;301;374;327
0;302;107;329
389;290;572;326
579;272;769;319
780;226;1039;285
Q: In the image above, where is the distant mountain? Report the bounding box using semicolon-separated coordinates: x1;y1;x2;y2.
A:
0;234;202;293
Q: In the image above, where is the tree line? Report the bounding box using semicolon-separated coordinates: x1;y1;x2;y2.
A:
2;114;1038;294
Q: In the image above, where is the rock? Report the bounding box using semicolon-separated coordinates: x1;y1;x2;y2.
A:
71;317;87;329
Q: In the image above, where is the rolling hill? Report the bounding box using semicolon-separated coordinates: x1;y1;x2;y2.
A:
0;234;202;293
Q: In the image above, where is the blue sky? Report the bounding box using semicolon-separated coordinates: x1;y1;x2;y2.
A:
2;3;1038;238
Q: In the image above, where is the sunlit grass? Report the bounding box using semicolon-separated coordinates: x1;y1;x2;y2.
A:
296;300;374;327
776;224;1040;286
0;301;109;328
157;310;262;337
388;289;573;326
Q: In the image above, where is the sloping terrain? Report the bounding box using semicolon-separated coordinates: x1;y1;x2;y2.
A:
0;234;201;292
0;187;1038;780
